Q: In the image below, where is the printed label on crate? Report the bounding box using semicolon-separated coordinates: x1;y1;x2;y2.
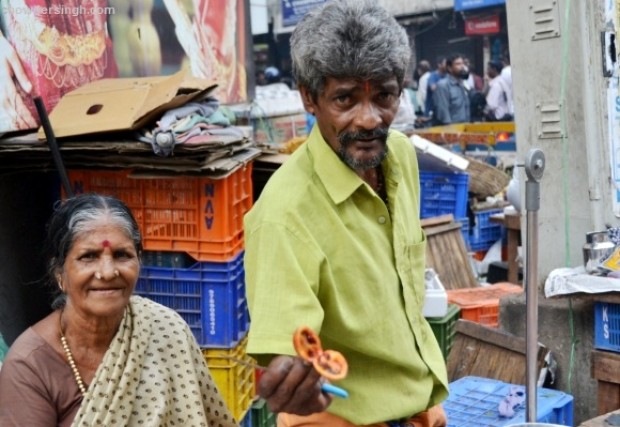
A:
205;183;216;230
209;289;217;335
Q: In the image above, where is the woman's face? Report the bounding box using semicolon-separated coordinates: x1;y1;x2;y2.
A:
59;218;140;320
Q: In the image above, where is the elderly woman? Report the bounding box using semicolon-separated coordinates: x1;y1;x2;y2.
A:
0;194;237;427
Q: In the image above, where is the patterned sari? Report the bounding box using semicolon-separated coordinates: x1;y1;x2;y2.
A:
71;296;238;427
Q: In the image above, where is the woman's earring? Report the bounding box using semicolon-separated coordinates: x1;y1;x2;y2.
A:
58;281;64;292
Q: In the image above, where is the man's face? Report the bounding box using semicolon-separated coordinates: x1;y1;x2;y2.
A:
300;76;400;171
448;57;466;78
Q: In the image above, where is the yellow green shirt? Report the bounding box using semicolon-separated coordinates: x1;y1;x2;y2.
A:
244;126;448;424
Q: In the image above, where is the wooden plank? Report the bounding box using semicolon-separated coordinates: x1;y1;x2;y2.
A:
579;408;620;426
447;320;548;385
420;214;455;228
597;381;620;416
592;350;620;384
423;222;462;237
423;220;478;289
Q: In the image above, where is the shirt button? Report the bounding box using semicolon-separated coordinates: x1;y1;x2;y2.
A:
378;216;386;224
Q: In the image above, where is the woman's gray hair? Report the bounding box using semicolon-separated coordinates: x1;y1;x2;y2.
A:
46;193;142;308
290;0;410;98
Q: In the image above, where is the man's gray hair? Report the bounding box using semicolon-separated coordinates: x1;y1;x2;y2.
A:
290;0;410;98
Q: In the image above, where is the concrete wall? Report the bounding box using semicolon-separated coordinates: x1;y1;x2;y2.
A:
501;294;597;424
0;172;57;345
506;0;619;280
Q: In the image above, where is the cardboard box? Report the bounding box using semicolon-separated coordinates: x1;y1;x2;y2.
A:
252;113;307;148
38;71;217;139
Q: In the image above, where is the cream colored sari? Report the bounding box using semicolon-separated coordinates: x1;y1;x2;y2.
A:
72;296;238;427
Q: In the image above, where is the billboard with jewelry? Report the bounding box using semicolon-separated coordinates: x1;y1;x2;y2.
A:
0;0;250;134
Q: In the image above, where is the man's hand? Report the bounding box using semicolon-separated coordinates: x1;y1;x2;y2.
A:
257;355;332;415
0;34;37;129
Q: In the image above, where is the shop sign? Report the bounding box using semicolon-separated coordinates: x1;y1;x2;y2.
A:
455;0;505;12
282;0;327;27
465;14;501;35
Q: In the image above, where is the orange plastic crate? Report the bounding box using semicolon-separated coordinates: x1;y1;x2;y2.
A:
446;283;522;328
68;165;253;261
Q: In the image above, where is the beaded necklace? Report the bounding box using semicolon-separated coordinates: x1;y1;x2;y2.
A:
59;312;87;396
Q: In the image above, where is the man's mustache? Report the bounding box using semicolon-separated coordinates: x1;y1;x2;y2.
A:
338;128;389;146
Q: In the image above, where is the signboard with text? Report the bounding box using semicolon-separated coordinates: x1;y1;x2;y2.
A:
0;0;250;134
465;14;501;35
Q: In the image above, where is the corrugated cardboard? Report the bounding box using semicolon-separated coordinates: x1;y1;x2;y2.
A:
38;71;217;139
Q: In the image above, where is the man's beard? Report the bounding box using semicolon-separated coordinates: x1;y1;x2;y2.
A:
337;128;389;170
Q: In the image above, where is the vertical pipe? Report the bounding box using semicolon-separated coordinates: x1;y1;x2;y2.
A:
525;206;538;422
523;149;545;423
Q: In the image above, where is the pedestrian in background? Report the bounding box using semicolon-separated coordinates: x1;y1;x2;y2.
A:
433;53;471;125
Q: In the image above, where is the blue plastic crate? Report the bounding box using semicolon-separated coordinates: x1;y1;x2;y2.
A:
594;302;620;352
445;376;573;427
136;251;249;348
419;171;469;219
469;209;503;252
240;408;252;427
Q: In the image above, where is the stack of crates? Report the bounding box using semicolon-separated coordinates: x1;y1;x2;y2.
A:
467;208;504;252
68;165;256;424
446;283;523;328
592;301;620;413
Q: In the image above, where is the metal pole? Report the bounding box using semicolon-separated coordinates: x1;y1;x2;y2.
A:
33;96;74;197
524;149;545;422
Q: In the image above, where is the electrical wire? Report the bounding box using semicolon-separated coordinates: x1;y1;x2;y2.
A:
558;0;576;394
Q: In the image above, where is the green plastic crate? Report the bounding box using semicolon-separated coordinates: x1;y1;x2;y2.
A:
426;304;461;360
251;398;276;427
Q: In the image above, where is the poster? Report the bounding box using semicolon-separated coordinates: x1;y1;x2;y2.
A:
0;0;249;134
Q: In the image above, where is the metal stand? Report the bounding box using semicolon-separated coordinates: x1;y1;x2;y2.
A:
524;149;546;422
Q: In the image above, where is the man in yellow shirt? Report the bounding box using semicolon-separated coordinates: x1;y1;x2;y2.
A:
243;1;449;426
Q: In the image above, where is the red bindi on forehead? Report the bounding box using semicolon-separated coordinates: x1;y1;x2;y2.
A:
102;240;111;248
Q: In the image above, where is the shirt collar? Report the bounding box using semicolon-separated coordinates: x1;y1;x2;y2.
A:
306;125;402;205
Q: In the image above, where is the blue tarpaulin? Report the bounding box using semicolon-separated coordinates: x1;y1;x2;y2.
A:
281;0;327;27
454;0;505;11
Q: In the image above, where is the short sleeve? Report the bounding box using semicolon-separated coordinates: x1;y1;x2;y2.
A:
0;356;57;426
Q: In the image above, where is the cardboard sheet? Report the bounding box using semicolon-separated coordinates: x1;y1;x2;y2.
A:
37;71;217;139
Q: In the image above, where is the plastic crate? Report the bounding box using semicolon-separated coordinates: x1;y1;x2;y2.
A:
251;398;277;427
68;165;253;261
445;376;573;426
135;251;249;347
594;302;620;352
469;208;504;252
203;336;255;423
419;171;469;219
240;408;253;427
426;304;461;360
447;283;523;328
141;251;195;268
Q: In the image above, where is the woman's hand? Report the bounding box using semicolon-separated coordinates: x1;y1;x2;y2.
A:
257;355;332;415
0;33;37;129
